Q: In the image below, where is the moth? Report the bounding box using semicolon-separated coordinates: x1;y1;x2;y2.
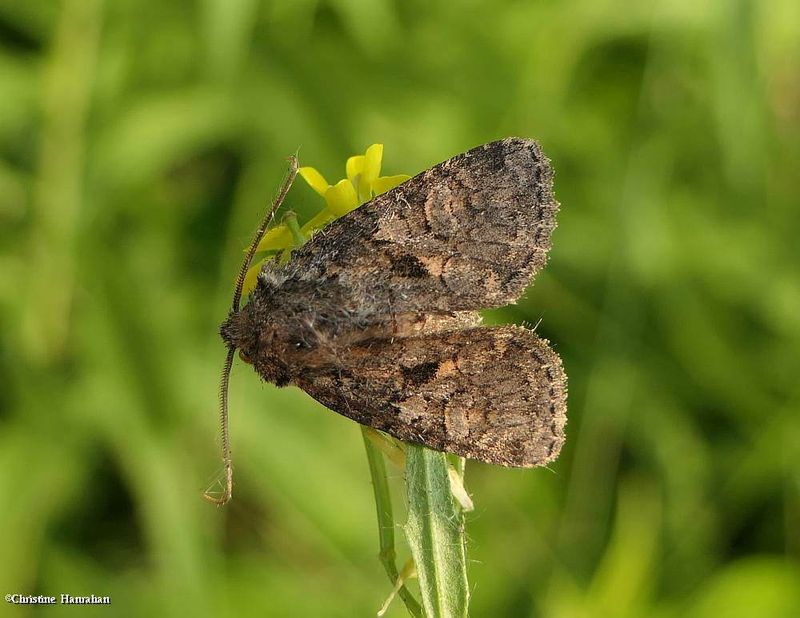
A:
206;137;567;504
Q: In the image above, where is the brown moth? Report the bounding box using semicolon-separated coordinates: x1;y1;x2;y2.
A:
207;137;567;504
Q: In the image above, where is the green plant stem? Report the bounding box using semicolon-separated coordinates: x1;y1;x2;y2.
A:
361;427;423;617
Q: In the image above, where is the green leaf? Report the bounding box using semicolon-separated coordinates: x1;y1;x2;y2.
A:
404;445;468;618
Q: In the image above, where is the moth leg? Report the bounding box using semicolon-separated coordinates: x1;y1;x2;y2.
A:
447;465;474;512
378;558;417;617
363;426;406;468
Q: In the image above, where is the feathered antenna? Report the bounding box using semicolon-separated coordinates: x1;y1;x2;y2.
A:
204;154;299;505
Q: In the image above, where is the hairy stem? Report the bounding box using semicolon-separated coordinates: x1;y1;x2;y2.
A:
405;445;469;618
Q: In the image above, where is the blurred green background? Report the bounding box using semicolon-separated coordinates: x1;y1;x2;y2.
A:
1;0;799;616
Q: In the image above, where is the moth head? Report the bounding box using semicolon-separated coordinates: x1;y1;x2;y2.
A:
219;307;258;360
221;298;294;386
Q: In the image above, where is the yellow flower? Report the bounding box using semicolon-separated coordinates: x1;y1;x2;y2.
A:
298;143;411;216
243;144;410;295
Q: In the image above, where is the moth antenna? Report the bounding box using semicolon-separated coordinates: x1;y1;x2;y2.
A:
232;153;299;314
204;154;299;506
204;345;236;505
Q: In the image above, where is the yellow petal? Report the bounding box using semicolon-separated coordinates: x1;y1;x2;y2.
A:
298;166;330;196
254;224;293;253
363;144;383;179
359;144;383;198
300;207;337;236
324;179;359;216
242;257;268;296
372;174;411;195
346;155;365;183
